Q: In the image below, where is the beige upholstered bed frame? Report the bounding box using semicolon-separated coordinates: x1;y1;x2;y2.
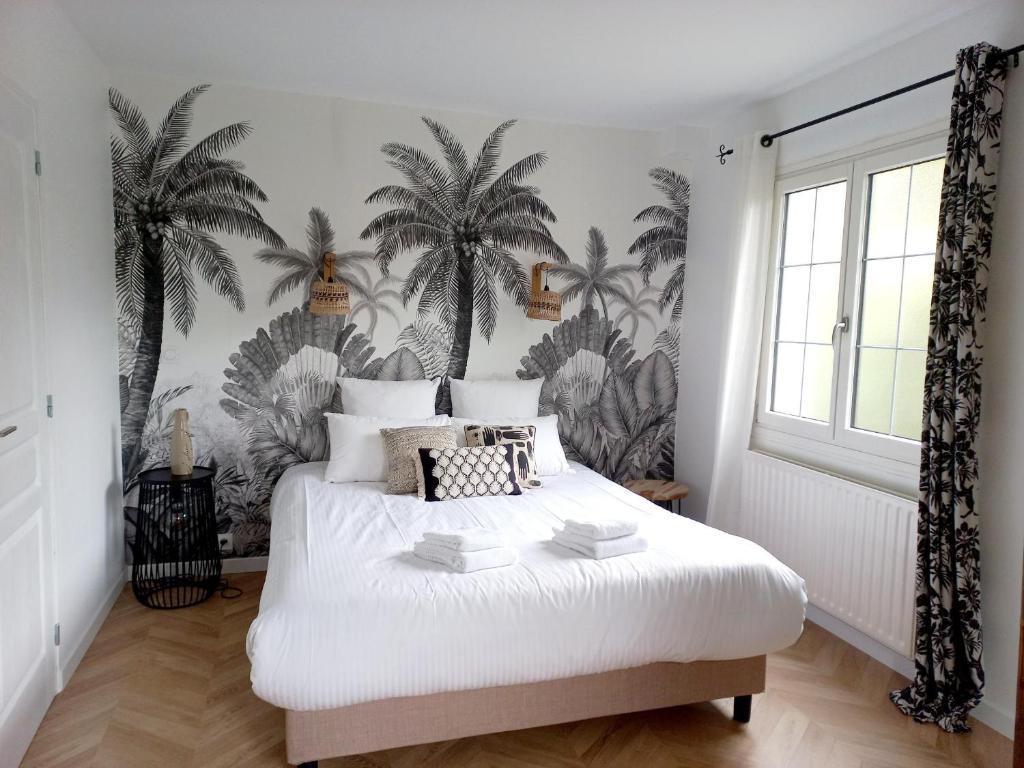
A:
285;656;766;766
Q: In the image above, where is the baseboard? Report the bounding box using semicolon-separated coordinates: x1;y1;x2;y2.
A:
58;572;124;690
806;604;1014;739
971;700;1014;740
222;556;268;573
806;604;915;679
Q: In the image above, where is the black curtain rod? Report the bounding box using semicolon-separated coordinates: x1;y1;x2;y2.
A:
760;43;1024;148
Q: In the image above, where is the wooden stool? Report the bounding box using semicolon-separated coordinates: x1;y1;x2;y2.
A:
623;479;690;514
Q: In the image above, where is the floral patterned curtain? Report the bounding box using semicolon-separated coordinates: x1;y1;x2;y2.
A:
889;42;1007;733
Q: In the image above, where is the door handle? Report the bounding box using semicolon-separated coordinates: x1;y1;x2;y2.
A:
0;426;16;438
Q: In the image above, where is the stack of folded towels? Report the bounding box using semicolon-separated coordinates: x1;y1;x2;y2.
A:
413;527;519;573
552;518;648;559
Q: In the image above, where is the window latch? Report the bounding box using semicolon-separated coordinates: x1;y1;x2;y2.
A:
831;316;849;345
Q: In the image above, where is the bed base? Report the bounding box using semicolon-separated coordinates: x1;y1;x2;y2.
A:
285;656;765;766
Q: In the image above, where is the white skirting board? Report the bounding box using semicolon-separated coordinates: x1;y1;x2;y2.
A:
59;572;124;690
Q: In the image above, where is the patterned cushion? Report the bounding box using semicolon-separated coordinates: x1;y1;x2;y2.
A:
463;424;541;488
381;426;458;494
416;445;523;502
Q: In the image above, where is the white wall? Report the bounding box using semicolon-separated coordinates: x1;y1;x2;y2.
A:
0;0;122;684
679;0;1024;735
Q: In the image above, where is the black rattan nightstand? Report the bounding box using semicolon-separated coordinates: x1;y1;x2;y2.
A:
132;466;221;608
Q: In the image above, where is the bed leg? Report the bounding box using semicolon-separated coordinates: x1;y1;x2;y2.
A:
733;694;752;723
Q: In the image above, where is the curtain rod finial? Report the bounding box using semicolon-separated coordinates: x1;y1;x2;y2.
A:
760;134;774;148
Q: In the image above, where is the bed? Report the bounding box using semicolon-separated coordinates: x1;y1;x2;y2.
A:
247;461;807;766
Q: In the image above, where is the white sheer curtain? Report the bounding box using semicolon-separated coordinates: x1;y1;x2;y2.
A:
705;134;778;532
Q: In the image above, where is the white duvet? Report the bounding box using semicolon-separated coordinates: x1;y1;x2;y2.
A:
247;462;806;711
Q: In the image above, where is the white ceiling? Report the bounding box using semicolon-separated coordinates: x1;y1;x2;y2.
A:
58;0;983;129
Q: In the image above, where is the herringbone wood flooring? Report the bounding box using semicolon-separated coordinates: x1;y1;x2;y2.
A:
22;572;1012;767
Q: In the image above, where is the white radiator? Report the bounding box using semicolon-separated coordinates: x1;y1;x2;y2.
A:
737;451;917;657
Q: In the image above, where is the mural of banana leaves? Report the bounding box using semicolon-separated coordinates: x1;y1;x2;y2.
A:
518;305;676;482
221;306;434;484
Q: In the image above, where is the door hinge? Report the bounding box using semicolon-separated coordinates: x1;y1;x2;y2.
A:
34;149;42;176
46;394;53;418
54;623;61;646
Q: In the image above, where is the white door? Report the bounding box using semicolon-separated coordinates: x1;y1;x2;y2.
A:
0;79;56;768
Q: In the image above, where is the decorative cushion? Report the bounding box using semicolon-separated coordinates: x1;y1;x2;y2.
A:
338;377;440;418
450;379;542;419
464;425;541;488
324;413;451;483
381;426;457;494
416;445;523;502
452;414;571;476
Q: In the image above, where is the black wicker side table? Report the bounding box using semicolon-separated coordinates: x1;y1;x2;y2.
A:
132;466;221;608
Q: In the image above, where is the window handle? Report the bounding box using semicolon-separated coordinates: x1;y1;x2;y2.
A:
831;316;849;345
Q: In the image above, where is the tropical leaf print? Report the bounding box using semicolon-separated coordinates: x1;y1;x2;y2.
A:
518;306;676;481
889;42;1006;734
220;306;382;483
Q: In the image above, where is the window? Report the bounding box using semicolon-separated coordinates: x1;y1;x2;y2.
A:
756;138;944;481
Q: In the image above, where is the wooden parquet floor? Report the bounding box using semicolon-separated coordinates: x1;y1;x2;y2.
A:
22;572;1012;768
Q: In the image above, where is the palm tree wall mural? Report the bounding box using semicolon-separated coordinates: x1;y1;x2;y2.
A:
548;227;638;318
360;117;568;382
628;167;692;320
112;84;283;482
112;84;689;558
611;276;662;343
256;207;374;307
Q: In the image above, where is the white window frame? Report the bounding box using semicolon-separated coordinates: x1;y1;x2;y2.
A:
752;132;946;494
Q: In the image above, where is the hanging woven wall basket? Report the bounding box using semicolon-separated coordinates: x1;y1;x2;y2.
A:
310;251;350;316
526;262;561;321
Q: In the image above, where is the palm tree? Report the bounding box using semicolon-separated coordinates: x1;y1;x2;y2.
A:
111;84;283;477
360;117;567;380
628;167;691;319
548;227;637;318
348;266;404;338
611;276;661;343
255;207;374;306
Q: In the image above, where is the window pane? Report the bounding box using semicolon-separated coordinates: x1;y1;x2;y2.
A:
783;189;815;265
853;347;896;434
898;254;933;349
892;350;926;440
777;265;809;342
812;182;846;263
772;343;804;416
801;345;833;422
905;158;944;255
806;263;840;343
860;258;903;347
865;166;910;259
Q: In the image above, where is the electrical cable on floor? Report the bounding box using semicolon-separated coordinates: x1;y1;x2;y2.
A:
217;578;243;599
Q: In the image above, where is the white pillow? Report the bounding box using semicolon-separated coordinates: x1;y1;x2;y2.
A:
452;414;570;476
338;377;439;418
450;378;543;419
325;413;450;483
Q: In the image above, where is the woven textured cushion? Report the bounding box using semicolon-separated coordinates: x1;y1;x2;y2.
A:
381;426;458;494
417;445;522;502
463;425;541;489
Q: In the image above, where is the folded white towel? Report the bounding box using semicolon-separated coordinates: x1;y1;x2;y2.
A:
562;518;638;541
422;527;505;552
552;531;648;559
413;541;518;572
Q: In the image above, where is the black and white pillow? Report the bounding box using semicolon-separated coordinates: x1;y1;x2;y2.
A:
463;424;541;489
417;445;522;502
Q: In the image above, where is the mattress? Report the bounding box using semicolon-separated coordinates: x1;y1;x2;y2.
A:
247;462;806;711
